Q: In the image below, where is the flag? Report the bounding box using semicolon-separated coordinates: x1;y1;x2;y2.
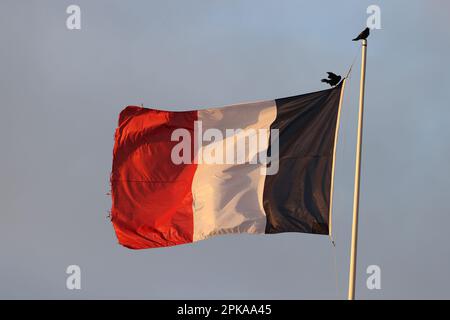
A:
110;83;344;249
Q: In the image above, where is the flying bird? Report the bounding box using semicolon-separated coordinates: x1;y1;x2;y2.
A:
321;72;342;87
352;27;370;41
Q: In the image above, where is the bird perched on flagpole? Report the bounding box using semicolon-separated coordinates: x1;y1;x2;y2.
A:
321;72;342;87
352;27;370;41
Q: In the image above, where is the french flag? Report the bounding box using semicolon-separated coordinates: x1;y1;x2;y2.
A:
110;83;344;249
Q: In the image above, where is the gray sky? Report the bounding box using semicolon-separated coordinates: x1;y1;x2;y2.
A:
1;0;450;299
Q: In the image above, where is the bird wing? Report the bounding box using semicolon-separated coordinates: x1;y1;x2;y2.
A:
327;72;340;81
327;72;338;78
354;28;370;41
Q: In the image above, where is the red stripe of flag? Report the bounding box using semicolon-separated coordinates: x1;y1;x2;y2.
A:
111;106;197;249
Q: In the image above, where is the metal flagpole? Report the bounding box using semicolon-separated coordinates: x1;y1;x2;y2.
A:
348;38;367;300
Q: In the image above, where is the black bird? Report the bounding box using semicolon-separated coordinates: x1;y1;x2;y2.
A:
321;72;342;87
352;27;370;41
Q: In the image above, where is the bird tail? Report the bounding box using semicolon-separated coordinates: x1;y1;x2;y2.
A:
352;38;358;41
321;79;330;84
